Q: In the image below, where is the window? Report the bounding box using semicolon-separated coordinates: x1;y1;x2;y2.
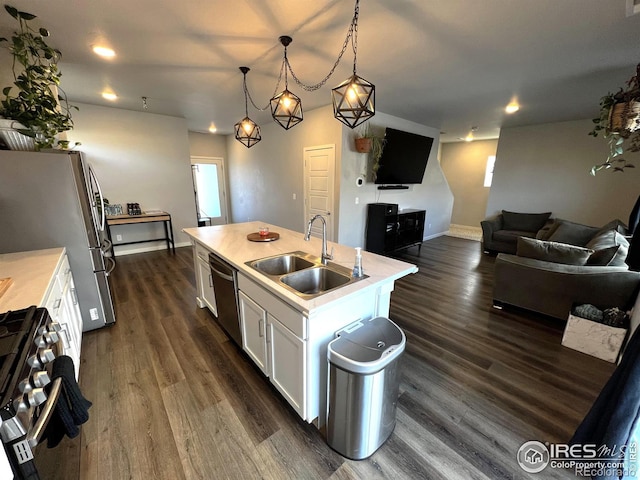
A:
484;155;496;187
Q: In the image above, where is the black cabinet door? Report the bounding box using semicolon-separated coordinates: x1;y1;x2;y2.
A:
366;204;425;255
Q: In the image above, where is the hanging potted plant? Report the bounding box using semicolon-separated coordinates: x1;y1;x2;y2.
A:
589;63;640;174
354;124;374;153
0;5;77;151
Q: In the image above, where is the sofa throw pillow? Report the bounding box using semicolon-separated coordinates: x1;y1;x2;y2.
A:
599;219;628;235
547;220;600;246
585;229;630;266
536;219;560;240
516;237;594;265
502;211;552;233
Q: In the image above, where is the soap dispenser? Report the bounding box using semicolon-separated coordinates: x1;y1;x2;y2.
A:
352;247;364;278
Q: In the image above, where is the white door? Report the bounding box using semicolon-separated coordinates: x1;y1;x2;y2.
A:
303;145;335;240
191;156;228;226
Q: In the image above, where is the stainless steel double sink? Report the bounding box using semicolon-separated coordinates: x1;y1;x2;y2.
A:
246;251;368;299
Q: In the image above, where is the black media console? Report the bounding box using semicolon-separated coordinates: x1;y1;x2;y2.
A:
365;203;426;255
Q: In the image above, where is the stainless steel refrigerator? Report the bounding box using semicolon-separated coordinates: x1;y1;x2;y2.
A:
0;150;116;331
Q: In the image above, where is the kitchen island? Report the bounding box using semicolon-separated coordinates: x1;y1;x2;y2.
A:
183;221;417;427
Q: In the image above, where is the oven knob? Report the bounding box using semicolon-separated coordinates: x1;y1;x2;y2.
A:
13;389;48;411
44;331;59;345
33;371;51;388
38;322;61;335
27;349;55;369
18;378;33;394
33;332;59;348
35;332;59;346
13;397;28;413
28;388;47;407
18;371;51;394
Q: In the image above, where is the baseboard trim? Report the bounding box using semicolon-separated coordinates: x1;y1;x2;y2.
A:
113;241;191;256
423;232;446;241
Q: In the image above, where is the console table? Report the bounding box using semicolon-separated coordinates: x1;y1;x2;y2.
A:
106;211;175;257
366;203;425;255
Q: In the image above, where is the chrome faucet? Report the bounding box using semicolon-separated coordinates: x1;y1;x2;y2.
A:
305;214;334;265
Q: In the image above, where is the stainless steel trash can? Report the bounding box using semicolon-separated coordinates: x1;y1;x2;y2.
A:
326;316;406;460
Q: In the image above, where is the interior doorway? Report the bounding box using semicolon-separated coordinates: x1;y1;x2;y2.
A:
303;145;335;241
190;156;228;226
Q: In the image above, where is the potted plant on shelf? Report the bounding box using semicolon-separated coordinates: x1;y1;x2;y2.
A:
589;63;640;174
0;5;77;151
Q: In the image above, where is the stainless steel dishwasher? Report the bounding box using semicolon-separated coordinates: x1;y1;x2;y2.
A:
208;252;242;345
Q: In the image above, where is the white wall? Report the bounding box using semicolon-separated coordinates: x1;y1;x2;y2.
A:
67;103;197;254
486;119;639;226
338;112;453;247
226;106;454;248
441;139;498;227
189;131;228;158
226;105;342;234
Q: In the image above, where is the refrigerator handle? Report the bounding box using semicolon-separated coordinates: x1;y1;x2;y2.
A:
89;164;106;231
102;237;113;257
105;256;116;276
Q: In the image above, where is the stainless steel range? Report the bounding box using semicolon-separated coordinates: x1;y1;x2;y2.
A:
0;306;64;479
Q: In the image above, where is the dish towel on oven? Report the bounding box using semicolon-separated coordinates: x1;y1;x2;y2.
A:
43;355;92;448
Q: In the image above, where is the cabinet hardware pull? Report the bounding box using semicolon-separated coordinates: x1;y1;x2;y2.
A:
209;274;213;287
71;288;78;305
53;299;61;310
61;328;70;348
266;323;271;344
259;319;264;338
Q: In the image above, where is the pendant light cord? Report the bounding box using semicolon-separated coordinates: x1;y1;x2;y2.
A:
245;61;285;112
242;0;361;109
286;0;360;92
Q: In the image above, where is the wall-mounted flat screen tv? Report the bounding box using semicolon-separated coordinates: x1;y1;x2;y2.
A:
374;128;434;185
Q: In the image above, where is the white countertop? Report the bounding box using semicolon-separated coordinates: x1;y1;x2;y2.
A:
183;221;418;313
0;248;64;312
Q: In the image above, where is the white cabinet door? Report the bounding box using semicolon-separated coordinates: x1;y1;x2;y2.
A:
239;291;268;374
268;313;306;417
43;252;83;379
197;257;217;316
60;280;81;378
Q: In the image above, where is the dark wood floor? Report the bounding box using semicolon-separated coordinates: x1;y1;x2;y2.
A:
42;236;615;479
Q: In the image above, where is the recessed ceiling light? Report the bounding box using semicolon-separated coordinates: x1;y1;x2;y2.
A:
92;45;116;58
208;123;217;133
102;91;117;101
505;102;520;114
465;126;478;142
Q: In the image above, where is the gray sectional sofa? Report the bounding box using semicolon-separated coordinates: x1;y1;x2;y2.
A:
491;215;640;320
481;211;552;254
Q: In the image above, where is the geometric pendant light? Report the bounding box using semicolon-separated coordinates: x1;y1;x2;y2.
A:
234;67;262;148
231;0;375;136
331;0;375;129
270;36;303;130
332;73;375;129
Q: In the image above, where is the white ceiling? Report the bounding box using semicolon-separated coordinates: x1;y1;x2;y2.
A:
1;0;639;142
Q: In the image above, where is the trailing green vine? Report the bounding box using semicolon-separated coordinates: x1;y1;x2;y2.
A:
589;64;640;174
0;5;78;150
